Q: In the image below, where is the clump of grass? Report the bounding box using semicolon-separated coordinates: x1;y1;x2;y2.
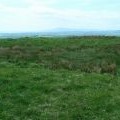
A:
79;61;117;74
101;62;117;74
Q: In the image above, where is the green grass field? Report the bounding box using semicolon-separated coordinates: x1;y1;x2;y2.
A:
0;36;120;120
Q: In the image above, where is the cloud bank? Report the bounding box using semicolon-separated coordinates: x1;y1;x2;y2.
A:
0;0;120;32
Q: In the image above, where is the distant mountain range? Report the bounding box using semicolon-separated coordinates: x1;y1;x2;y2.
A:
0;29;120;38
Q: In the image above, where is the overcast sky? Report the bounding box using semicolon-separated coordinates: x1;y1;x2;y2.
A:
0;0;120;32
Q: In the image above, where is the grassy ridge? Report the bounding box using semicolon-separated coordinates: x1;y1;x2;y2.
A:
0;36;120;119
0;36;120;74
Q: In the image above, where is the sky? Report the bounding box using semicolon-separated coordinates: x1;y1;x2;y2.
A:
0;0;120;32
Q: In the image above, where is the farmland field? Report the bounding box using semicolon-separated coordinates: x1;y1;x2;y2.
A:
0;36;120;120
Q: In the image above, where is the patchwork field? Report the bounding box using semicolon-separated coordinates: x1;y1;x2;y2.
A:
0;36;120;120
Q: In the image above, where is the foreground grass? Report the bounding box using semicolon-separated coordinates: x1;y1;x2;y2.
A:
0;68;120;120
0;36;120;119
